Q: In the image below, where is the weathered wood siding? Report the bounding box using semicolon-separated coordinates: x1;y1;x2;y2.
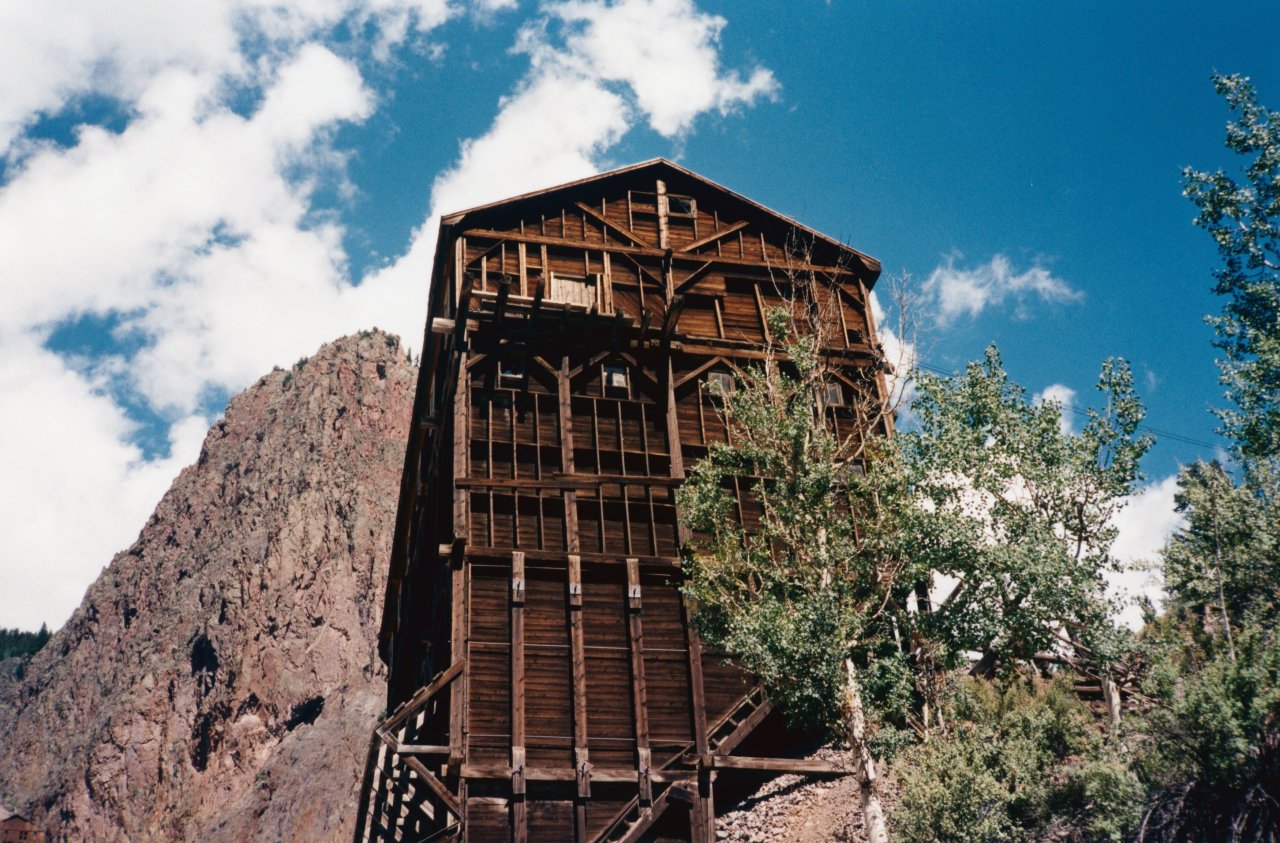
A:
359;160;885;843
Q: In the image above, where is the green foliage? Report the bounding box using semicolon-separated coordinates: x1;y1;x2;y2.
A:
681;328;1150;741
901;347;1151;669
1133;623;1280;841
679;312;915;734
896;678;1142;843
1161;459;1280;631
0;623;50;659
1184;74;1280;460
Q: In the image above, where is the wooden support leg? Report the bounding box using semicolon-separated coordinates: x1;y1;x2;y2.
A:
684;598;714;843
511;551;528;843
568;554;591;842
625;558;652;806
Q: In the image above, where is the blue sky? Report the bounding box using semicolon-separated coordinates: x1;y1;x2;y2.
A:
1;0;1276;629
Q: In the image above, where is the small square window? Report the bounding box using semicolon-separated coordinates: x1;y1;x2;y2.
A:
603;364;628;392
667;196;696;216
551;273;597;307
707;371;735;397
824;383;845;407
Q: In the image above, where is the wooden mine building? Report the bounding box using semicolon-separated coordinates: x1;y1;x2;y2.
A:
355;160;888;842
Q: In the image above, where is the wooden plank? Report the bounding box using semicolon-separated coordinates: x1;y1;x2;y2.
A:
704;756;851;775
455;475;682;490
625;557;652;804
655;179;671;252
568;553;590;842
518;242;528;298
681;220;748;254
683;600;712;843
575;201;653;248
511;550;528;841
559;355;581;550
448;541;467;776
459;765;688;784
449;348;469;779
395;744;451;755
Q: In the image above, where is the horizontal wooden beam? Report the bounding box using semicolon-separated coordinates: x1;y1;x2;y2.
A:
396;743;451;755
697;755;852;776
461;228;862;277
459;765;688;784
454;474;682;491
461;545;682;569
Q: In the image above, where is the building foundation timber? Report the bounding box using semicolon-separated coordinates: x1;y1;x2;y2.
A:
356;159;889;842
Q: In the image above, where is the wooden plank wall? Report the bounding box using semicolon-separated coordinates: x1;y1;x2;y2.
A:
377;168;887;843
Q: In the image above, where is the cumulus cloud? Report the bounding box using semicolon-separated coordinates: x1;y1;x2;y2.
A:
0;0;775;628
0;337;208;629
1108;474;1183;629
0;0;457;156
923;253;1082;325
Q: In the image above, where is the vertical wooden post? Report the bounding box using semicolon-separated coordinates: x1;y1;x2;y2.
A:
684;597;715;843
626;557;652;805
665;358;690;550
602;251;614;315
518;242;528;298
568;553;590;841
656;179;673;301
449;351;470;780
511;551;528;842
656;179;671;251
559;356;580;552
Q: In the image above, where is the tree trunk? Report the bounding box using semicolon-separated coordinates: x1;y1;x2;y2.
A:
844;657;890;843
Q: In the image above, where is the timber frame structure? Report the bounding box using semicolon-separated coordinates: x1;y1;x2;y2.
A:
355;160;889;842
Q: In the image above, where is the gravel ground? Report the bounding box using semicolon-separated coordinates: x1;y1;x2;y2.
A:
715;746;895;843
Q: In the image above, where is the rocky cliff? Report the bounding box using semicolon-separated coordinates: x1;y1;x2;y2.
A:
0;330;415;842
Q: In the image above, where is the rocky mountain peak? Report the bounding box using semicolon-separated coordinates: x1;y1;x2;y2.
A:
0;330;416;842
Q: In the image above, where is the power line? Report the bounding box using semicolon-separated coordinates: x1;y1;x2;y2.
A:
909;361;1221;451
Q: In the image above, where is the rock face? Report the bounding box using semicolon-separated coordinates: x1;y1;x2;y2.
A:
0;331;415;842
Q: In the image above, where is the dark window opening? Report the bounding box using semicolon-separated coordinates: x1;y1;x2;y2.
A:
668;195;696;216
603;364;629;395
707;371;735;398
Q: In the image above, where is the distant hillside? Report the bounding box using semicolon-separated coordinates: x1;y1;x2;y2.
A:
0;331;415;842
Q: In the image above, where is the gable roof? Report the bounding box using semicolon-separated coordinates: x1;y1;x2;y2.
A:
439;158;880;278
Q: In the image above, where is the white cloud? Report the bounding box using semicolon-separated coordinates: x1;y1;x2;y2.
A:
924;253;1082;325
0;0;458;157
1108;474;1183;629
869;290;917;418
0;337;208;629
544;0;778;137
0;0;776;628
1034;383;1077;434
